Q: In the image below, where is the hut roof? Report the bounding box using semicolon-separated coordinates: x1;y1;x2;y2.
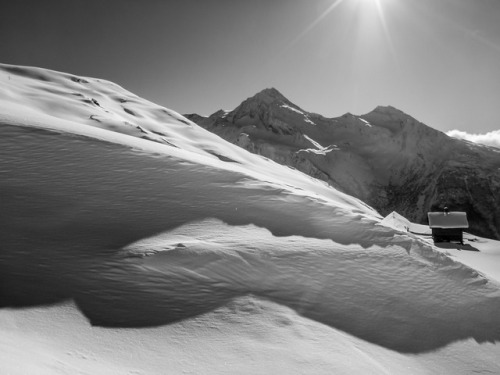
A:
427;211;469;229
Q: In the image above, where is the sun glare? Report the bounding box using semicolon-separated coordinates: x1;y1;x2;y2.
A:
352;0;397;57
286;0;346;48
286;0;397;68
356;0;384;14
359;0;381;5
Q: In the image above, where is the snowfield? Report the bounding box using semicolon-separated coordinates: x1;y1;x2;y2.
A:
1;64;500;374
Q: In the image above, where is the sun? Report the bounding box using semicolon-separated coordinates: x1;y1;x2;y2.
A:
358;0;381;5
357;0;383;10
353;0;399;69
286;0;395;58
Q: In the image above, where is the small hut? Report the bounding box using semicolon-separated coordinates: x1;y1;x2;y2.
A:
427;208;469;245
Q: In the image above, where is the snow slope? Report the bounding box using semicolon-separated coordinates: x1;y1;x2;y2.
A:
1;64;500;374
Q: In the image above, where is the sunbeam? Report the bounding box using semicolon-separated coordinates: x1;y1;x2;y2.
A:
372;0;400;69
285;0;399;70
287;0;346;49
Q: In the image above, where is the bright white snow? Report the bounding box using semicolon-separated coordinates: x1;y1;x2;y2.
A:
280;103;304;115
360;118;373;127
281;103;316;125
302;134;323;150
1;64;500;374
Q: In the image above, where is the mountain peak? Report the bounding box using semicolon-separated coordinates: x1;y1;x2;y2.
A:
229;87;305;118
362;105;445;139
250;87;290;104
370;105;406;116
362;105;418;125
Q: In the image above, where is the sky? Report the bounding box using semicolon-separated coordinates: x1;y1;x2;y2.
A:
2;0;500;138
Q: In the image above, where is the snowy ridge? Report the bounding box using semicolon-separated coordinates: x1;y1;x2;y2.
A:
0;64;374;215
2;64;500;374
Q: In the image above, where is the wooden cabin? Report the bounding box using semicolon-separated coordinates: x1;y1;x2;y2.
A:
427;210;469;245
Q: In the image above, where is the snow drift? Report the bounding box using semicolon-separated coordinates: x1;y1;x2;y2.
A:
2;64;500;374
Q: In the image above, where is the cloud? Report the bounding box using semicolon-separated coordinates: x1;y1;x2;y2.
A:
446;129;500;149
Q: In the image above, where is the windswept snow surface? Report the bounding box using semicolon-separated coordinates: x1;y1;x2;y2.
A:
380;211;500;284
2;64;500;374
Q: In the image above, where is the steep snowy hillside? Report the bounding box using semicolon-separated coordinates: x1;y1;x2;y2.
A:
187;88;500;239
2;64;500;374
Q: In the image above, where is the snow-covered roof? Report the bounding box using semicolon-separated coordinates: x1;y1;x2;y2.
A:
427;212;469;229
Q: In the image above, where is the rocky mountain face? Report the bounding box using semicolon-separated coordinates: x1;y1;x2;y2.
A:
185;88;500;240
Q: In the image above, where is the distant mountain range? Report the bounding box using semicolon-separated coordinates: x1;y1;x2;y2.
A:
186;88;500;240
